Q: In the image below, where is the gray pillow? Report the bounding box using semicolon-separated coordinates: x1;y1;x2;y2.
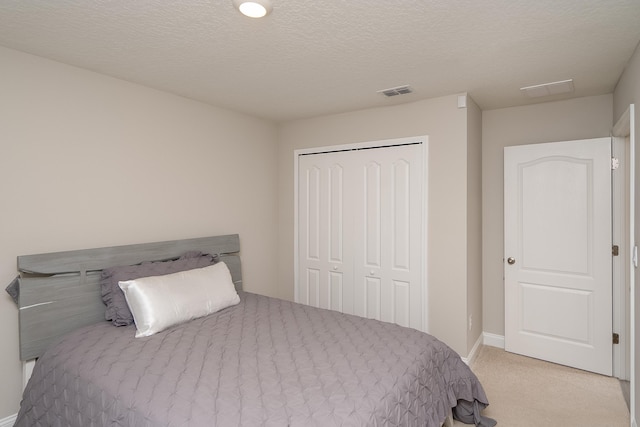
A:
101;251;218;326
5;276;19;305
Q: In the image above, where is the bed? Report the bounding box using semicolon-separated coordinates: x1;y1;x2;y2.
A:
7;234;493;426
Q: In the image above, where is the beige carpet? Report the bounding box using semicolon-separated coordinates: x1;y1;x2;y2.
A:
452;346;630;427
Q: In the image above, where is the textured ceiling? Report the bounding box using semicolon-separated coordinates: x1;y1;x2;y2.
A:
1;0;639;122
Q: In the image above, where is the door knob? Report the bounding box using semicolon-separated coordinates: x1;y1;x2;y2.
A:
507;257;516;265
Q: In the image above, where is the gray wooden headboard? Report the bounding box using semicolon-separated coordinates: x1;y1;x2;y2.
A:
12;234;242;361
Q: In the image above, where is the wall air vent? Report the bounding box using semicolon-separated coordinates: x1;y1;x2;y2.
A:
377;85;413;97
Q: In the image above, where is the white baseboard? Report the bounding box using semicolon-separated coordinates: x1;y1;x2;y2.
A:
462;334;483;365
0;414;17;427
482;332;505;349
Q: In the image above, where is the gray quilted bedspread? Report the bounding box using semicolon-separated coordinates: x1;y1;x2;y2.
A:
16;292;488;427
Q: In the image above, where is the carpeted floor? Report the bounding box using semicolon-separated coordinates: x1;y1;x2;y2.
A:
452;346;630;426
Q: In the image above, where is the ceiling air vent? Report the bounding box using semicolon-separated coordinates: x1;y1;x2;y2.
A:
520;79;574;98
378;85;413;97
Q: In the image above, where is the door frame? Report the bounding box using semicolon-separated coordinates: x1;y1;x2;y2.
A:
612;132;630;381
612;104;635;425
293;135;429;331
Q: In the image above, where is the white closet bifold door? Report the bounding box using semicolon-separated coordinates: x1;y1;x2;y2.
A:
296;139;426;332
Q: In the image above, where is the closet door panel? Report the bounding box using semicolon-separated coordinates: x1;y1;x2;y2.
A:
305;166;321;262
393;280;411;327
298;154;353;313
353;144;423;329
329;271;343;312
328;164;344;264
392;159;411;271
364;161;382;268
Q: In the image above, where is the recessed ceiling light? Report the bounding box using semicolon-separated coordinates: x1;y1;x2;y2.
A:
232;0;272;18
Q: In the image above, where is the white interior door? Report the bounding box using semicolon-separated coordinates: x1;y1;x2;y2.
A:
296;140;425;331
504;138;612;376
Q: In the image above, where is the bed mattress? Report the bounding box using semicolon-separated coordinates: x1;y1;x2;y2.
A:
16;292;488;426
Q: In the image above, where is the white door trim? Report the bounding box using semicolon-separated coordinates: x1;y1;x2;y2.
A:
293;135;429;331
612;134;629;380
612;104;635;426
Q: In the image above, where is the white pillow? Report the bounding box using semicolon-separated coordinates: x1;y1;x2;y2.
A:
118;262;240;337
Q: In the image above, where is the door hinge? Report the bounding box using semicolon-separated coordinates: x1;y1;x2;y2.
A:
611;157;620;170
612;245;619;256
613;333;620;344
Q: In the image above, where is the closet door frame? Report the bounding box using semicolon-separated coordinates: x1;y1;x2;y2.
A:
293;135;429;332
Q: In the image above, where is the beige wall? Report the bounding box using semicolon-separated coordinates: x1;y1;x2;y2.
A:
277;94;474;356
481;94;613;337
612;40;640;425
0;46;279;418
466;97;483;354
